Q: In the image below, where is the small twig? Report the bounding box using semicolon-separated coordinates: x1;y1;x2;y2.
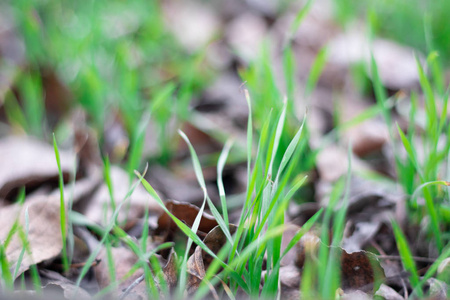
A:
370;240;436;264
53;258;101;270
377;255;436;264
370;240;387;256
119;274;145;300
401;277;408;299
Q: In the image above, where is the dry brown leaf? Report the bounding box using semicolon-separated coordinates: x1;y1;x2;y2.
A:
94;246;144;298
295;231;321;269
41;69;72;127
80;166;162;226
425;278;448;299
162;0;220;52
43;281;91;300
0;195;65;278
186;225;236;295
374;284;404;300
341;289;372;300
162;250;178;291
280;224;302;266
0;136;76;199
202;225;236;269
316;145;372;184
0;10;25;103
102;111;129;163
187;246;206;294
279;264;301;288
156;200;218;238
50;169;102;205
329;30;421;91
147;165;205;205
294;232;385;293
340;249;385;292
337;96;389;158
226;12;267;61
177;122;222;158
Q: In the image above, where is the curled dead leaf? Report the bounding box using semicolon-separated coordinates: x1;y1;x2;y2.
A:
187;246;206;295
340;249;385;293
94;246;143;298
43;281;91;300
295;231;321;269
0;195;65;278
186;225;236;295
0;137;76;200
295;233;385;293
202;224;236;269
156;200;218;240
162;250;178;291
80;166;162;226
375;284;404;300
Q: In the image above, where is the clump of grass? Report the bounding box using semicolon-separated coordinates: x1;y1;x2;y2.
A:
134;85;324;299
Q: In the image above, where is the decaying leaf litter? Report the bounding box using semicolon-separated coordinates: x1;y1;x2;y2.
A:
1;0;450;299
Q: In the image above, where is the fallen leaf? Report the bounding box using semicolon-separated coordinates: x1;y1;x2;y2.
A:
162;250;178;291
0;136;76;200
294;233;385;293
316;145;371;184
50;169;102;205
177;122;223;158
374;284;404;300
279;264;301;288
187;225;236;295
337;96;390;158
102;111;130;163
341;289;372;300
41;68;72;127
226;12;267;61
342;221;381;253
147;165;205;205
295;231;321;269
43;281;91;300
0;195;65;278
202;225;236;268
156;200;218;238
425;278;448;299
340;249;385;292
80;166;162;226
163;0;220;52
0;9;25;102
328;29;421;91
187;246;206;294
94;246;143;298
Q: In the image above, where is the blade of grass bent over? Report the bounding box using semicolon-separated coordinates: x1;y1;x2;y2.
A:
217;139;234;226
179;130;233;245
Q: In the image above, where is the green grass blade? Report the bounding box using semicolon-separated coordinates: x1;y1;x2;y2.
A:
53;133;69;273
370;54;391;127
178;130;233;244
0;244;13;290
274;116;306;185
289;0;315;38
281;208;323;258
103;156;116;212
304;46;328;97
244;89;253;186
267;102;287;178
396;123;424;180
391;219;422;296
217;139;233;226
